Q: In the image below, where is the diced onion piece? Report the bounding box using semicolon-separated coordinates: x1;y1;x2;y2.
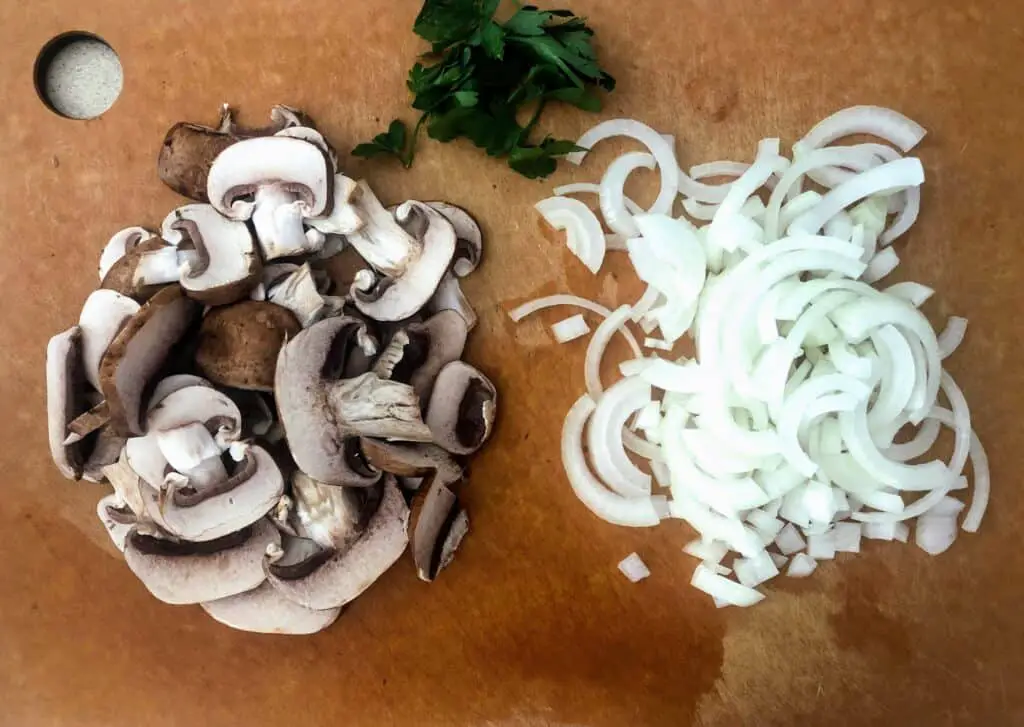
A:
832;521;862;553
733;551;780;587
774;522;807;555
644;338;673;351
567;119;680;214
551;314;591;343
691;564;765;607
914;515;958;555
618;552;651;582
786;553;818;578
535;197;606;274
683;539;729;564
509;295;642;360
806;531;835;560
561;395;664;528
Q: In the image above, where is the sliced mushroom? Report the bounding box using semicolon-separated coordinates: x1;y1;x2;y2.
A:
98;227;155;281
264;534;333;580
155;444;285;542
146;383;243;449
406;311;469;405
201;581;341;635
426;361;497;455
98;286;199;435
266;263;330;328
307;175;363;236
427;201;482;277
291;470;382;550
206;136;333;260
65;400;110;444
101;449;149;518
147;374;212;412
275;127;338;172
276;316;434;485
351;201;457;322
265;478;408;610
427;272;477;331
97;493;135;551
195;301;300;391
359;438;462;484
161;204;261;305
82;426;127;483
409;478;468;582
47;326;85;479
100;237;173;302
78;289;141;391
123;518;280;605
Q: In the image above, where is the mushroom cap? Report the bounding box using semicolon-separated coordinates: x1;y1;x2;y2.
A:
46;326;85;479
274;316;385;486
98;286;199;436
206;136;332;220
158;121;239;202
100;237;171;302
196;301;300;391
426;202;482;278
201;582;341;635
124;518;280;605
98;227;155;281
426;361;497;455
265;478;409;610
406;310;469;406
161;204;261;306
351;202;457;322
78;289;141;391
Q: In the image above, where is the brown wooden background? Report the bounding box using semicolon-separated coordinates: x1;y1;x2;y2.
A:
2;1;1023;725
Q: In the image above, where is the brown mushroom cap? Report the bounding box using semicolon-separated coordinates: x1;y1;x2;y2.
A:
100;237;169;302
46;326;85;479
123;518;280;605
158;122;239;202
359;438;462;483
425;361;498;455
201;581;341;635
99;286;200;436
196;301;300;391
264;478;409;610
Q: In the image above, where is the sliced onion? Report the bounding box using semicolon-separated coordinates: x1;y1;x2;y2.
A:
799;105;927;153
551;314;591;344
567;119;680;214
938;316;968;359
553;182;644;215
884;281;934;307
588;377;653;497
585;305;640;397
862;247;900;283
600;152;656;237
691;564;764;607
509;295;642;359
690;161;750;179
535;197;606;274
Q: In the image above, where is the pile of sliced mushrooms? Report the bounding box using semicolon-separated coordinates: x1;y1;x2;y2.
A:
45;105;496;635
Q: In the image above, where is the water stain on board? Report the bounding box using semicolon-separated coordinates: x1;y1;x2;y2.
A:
684;76;740;123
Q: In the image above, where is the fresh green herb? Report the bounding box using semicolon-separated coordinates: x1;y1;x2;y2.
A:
353;0;615;179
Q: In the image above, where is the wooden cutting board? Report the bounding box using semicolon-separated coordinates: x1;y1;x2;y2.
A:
2;1;1022;725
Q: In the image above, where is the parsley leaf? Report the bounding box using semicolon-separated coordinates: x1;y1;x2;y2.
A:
355;0;614;178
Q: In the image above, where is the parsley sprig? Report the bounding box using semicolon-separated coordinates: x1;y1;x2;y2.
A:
352;0;615;179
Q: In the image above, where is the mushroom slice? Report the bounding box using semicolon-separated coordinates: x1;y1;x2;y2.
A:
406;311;469;405
371;328;413;380
154;422;222;473
146;384;243;449
97;493;135;551
47;326;85;479
102;449;149;517
251;185;324;260
265;534;333;580
79;290;141;391
345;182;421;276
159;444;285;542
201;582;341;635
82;426;127;483
275;127;338;172
409;478;468;582
99;286;199;435
427;272;477;331
147;374;213;412
427;202;482;277
100;237;172;301
308;175;363;236
265;478;409;610
162;204;261;305
158;117;241;202
98;227;155;281
195;301;300;391
426;361;497;455
124;518;280;605
206;136;333;221
359;438;462;484
65;400;111;444
291;471;382;550
351;201;457;322
276;316;427;485
267;264;328;328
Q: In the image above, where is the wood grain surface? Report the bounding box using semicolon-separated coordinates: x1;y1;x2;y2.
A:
2;1;1023;725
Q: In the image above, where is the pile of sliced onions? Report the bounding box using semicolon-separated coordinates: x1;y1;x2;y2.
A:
518;106;990;608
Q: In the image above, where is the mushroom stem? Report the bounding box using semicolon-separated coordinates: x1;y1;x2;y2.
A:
345;182;422;277
326;373;432;441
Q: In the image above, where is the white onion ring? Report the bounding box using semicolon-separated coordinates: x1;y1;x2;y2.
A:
535;197;606;273
553;183;644;215
799;105;927;153
600;152;656;237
